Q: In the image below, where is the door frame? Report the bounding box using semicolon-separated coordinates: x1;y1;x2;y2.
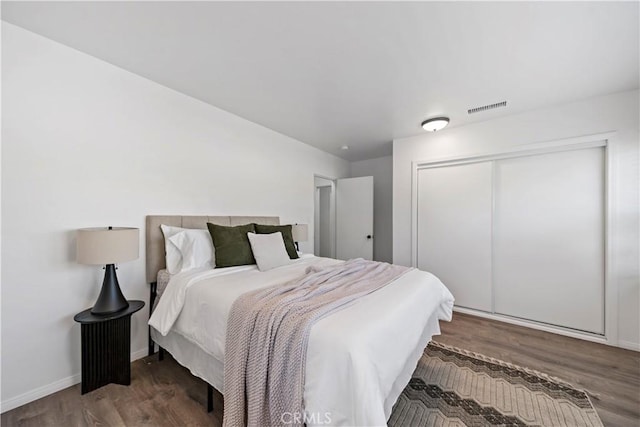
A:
314;175;337;258
410;131;618;347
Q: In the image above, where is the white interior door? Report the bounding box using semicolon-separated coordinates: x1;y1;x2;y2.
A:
493;147;605;333
417;162;493;312
336;176;373;260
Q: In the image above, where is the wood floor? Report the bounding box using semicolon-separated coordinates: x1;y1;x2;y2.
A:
2;312;639;426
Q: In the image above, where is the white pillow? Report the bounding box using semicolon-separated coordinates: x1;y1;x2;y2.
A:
247;232;291;272
169;229;215;272
160;224;185;274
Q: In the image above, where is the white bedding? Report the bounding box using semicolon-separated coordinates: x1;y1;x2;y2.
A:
149;255;454;426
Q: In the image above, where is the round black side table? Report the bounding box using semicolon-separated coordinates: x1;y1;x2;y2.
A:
74;300;145;394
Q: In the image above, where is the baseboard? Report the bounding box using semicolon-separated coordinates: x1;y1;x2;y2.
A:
618;340;640;352
0;347;148;414
0;373;81;414
131;348;148;361
452;307;611;346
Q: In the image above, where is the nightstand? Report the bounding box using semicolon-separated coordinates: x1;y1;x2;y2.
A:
74;300;145;394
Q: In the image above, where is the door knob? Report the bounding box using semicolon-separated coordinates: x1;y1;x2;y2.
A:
366;235;373;239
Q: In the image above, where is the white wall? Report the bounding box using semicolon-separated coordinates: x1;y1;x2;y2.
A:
393;90;639;350
1;23;350;410
350;156;393;263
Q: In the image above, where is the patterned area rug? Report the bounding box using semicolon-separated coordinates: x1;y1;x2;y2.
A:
390;341;603;427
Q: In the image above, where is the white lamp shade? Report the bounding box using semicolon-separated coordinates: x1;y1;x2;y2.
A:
291;224;308;242
77;227;139;265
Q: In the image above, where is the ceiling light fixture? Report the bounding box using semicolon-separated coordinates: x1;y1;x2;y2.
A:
341;145;349;150
421;117;449;132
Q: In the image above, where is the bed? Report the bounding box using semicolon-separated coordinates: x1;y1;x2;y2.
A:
145;215;454;427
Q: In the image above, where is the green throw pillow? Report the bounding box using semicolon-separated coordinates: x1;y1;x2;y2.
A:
206;223;256;268
254;224;299;259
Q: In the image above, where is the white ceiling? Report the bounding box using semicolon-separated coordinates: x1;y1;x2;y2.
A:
3;1;638;161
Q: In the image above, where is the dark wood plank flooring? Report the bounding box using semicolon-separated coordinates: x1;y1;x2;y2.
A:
2;312;638;426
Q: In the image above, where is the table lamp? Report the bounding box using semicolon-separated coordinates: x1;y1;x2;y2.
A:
291;224;308;252
77;226;139;315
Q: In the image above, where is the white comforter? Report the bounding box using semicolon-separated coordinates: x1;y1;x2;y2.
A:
149;255;454;426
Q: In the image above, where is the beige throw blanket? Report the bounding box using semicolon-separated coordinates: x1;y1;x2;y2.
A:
223;258;412;427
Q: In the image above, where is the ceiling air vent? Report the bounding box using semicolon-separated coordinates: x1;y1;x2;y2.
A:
468;101;507;115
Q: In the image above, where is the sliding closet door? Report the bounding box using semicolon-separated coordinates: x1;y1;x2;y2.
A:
417;162;493;312
493;147;605;333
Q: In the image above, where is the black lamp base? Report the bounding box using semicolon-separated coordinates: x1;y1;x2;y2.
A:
91;264;129;315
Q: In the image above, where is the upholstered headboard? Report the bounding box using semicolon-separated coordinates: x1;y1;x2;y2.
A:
145;215;280;283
